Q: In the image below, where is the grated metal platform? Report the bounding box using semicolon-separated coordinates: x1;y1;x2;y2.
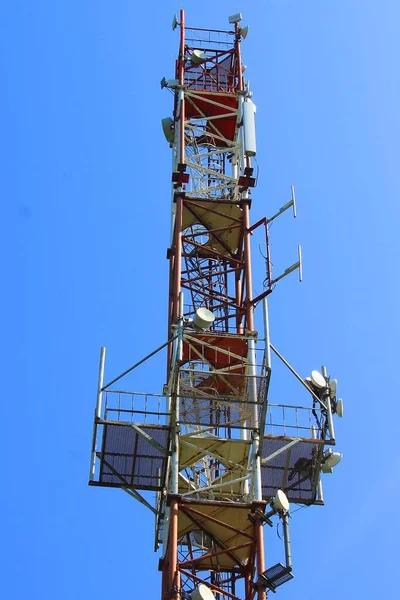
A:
261;437;323;504
94;423;169;490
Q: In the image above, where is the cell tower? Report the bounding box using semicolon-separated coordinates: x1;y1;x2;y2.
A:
89;11;343;600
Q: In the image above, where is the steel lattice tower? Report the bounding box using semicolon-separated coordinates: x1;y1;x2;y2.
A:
89;11;342;600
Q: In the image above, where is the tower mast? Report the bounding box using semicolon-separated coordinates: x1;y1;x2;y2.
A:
89;11;343;600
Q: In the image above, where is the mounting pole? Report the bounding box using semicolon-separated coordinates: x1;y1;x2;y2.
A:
322;365;335;441
89;346;105;481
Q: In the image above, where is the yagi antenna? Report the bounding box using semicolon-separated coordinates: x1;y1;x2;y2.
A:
268;185;297;223
271;245;303;285
265;185;301;288
291;185;297;217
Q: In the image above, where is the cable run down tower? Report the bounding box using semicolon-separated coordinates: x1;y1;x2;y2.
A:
89;11;343;600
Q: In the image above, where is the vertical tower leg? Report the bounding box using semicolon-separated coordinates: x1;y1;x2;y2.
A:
256;518;266;600
245;571;253;599
168;497;179;600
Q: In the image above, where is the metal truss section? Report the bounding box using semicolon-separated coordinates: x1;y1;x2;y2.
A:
160;498;266;600
178;436;251;501
185;143;240;201
180;198;245;331
183;41;239;93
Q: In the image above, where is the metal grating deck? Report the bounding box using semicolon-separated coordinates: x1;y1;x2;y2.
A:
96;424;170;491
261;437;323;504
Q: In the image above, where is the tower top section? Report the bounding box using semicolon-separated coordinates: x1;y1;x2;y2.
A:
172;9;248;94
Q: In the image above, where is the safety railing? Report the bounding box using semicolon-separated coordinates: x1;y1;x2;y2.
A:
103;391;170;426
264;403;324;439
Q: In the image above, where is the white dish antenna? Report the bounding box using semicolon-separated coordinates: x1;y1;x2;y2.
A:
310;370;326;389
329;378;337;397
240;25;249;39
273;489;289;514
191;49;207;65
191;584;216;600
336;398;344;418
193;307;215;330
321;449;343;473
161;117;174;144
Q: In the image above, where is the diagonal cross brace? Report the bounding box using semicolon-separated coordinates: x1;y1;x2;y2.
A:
99;456;157;514
261;438;301;466
129;423;168;456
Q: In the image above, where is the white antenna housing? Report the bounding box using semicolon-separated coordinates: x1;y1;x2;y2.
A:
193;307;215;330
242;99;257;156
336;398;344;417
191;49;207;65
161;118;175;144
273;489;290;513
321;449;343;473
310;370;326;389
240;25;249;39
191;585;216;600
229;13;242;24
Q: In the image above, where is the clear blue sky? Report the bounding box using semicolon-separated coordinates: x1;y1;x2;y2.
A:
3;1;400;598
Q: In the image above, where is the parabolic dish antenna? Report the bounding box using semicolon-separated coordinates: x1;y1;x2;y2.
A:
310;370;326;389
274;489;289;513
329;378;338;397
324;450;343;469
193;307;215;330
191;584;216;600
240;25;249;39
336;398;344;418
191;49;207;64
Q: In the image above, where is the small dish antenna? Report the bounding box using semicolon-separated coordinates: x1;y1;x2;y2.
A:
310;370;326;389
240;25;249;39
336;398;344;418
172;14;178;30
272;489;289;514
191;585;216;600
161;117;175;144
191;50;207;65
321;449;342;473
329;379;337;397
193;307;215;330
